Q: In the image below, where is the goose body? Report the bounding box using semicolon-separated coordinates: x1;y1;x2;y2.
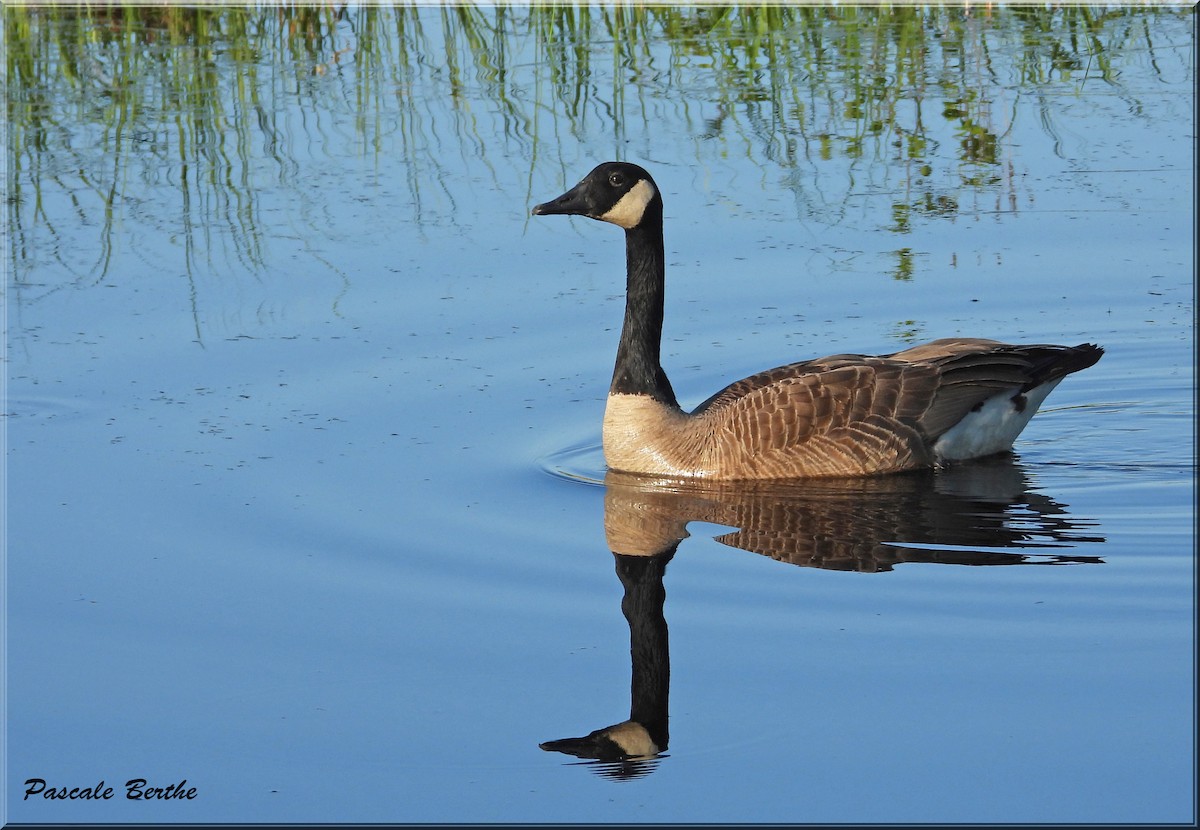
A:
532;162;1103;480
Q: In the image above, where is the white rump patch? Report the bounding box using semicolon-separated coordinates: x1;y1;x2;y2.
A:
600;179;656;229
932;379;1062;462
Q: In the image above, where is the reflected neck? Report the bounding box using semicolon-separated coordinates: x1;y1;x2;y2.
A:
611;220;678;408
615;549;673;754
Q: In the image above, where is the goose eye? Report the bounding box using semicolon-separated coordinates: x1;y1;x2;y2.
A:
608;172;625;187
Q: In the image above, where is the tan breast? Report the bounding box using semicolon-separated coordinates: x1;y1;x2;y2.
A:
603;394;709;477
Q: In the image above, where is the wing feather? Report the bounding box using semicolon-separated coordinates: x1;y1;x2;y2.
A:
683;340;1102;477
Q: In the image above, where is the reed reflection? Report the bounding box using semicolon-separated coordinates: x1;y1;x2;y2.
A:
9;4;1185;294
541;456;1103;776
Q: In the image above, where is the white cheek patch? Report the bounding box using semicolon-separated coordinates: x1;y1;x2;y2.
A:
600;179;656;229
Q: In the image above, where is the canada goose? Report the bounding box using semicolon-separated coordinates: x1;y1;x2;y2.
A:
532;161;1103;480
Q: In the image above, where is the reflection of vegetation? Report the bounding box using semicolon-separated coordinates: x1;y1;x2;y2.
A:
5;3;1190;291
889;319;924;343
890;248;916;282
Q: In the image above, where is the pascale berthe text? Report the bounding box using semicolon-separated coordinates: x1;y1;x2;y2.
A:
23;778;197;801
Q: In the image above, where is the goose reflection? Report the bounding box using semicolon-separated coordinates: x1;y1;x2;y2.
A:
540;455;1103;776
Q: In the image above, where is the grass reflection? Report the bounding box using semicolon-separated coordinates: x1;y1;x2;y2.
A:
5;2;1189;291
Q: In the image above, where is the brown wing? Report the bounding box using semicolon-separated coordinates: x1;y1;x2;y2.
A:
688;339;1102;478
689;356;938;476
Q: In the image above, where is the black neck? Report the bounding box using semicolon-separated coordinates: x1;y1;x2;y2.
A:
611;220;678;407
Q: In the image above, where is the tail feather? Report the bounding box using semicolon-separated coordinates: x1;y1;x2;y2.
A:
1020;343;1104;390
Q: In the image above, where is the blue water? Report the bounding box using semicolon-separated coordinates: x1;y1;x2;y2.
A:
5;5;1194;824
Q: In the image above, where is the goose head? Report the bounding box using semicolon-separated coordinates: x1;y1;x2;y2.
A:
532;161;662;230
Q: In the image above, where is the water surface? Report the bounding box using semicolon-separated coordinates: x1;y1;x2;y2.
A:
5;4;1195;824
